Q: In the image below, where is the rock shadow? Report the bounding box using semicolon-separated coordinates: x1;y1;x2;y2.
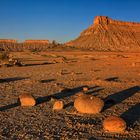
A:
103;86;140;111
36;86;84;105
0;77;29;83
121;103;140;127
40;79;56;83
22;62;54;67
0;102;20;111
64;102;74;109
105;77;120;82
86;86;104;96
64;86;103;109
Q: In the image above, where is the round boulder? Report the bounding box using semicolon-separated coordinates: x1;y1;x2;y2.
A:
103;116;126;133
53;100;64;111
19;94;36;106
74;94;104;114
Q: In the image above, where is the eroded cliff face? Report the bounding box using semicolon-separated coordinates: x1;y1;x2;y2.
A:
66;16;140;52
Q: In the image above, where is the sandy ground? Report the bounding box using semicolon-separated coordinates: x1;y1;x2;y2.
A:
0;51;140;140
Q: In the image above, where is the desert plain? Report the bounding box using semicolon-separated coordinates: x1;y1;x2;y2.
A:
0;50;140;140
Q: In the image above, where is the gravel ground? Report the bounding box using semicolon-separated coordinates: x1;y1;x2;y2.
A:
0;51;140;140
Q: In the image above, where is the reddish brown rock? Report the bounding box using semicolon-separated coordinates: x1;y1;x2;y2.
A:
19;94;36;107
94;16;110;25
53;100;64;111
74;94;104;114
103;116;126;133
66;16;140;52
83;86;89;92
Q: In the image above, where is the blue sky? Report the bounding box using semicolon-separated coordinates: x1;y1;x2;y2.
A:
0;0;140;43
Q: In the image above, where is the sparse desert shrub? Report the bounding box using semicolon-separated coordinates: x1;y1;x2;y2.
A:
103;116;126;133
53;100;64;111
0;51;9;60
74;94;104;114
19;94;36;106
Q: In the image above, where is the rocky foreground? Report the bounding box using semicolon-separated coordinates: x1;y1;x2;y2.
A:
0;51;140;140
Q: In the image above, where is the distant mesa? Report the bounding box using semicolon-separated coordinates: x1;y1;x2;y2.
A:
0;39;51;51
24;40;50;44
0;39;17;43
66;16;140;52
0;39;50;44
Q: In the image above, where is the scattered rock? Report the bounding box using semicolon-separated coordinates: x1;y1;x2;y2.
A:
19;94;36;106
74;94;104;114
103;116;126;133
53;100;64;111
83;86;89;93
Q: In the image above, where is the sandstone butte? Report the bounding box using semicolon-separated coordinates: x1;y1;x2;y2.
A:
66;16;140;52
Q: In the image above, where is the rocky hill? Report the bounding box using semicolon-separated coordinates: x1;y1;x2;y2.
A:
66;16;140;52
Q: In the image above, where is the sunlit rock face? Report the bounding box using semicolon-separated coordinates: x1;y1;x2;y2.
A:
66;16;140;52
94;16;110;25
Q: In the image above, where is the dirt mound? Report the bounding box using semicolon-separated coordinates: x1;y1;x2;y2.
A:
66;16;140;52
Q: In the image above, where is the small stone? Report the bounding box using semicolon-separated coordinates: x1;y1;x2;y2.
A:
19;94;36;106
103;116;126;133
83;86;89;92
53;100;64;111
